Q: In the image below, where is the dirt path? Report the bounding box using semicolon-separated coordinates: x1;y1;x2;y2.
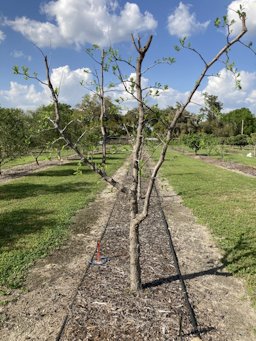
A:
193;155;256;177
0;161;256;340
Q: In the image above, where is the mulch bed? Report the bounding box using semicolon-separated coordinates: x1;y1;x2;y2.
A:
58;176;215;340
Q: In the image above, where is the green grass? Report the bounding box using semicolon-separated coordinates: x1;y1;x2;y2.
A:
0;152;128;289
156;149;256;305
2;149;74;170
173;143;256;167
214;151;256;167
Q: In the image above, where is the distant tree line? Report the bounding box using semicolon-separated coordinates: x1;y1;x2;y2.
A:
1;91;256;171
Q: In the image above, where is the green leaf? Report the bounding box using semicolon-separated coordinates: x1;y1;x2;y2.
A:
214;17;221;28
13;65;19;74
92;44;100;49
179;36;187;47
54;87;59;96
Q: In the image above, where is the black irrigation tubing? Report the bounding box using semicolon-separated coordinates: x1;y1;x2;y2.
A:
153;182;200;337
56;158;199;339
55;187;123;341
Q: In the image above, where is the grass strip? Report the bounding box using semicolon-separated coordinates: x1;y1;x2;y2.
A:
173;144;256;167
156;149;256;305
2;149;74;170
0;151;128;289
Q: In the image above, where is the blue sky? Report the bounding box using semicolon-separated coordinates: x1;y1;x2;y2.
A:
0;0;256;113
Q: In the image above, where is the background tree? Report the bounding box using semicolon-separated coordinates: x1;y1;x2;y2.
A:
27;103;78;162
0;107;28;173
227;134;249;147
222;107;256;136
250;133;256;156
83;46;113;164
200;93;224;135
77;94;123;150
183;133;203;155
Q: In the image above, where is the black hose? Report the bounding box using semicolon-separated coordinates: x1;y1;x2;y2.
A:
154;183;200;336
55;189;122;340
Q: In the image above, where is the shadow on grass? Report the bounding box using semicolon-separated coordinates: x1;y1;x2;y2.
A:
0;208;56;250
30;167;91;177
0;181;92;201
26;162;91;177
221;232;256;275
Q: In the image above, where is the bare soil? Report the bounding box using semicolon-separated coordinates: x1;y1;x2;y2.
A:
0;159;256;340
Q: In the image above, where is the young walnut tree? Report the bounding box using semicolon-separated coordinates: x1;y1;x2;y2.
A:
14;9;247;292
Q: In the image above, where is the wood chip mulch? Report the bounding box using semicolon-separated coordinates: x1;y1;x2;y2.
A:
58;177;217;341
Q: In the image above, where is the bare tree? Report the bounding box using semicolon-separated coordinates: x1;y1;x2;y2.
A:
14;10;247;292
110;11;247;291
83;46;109;164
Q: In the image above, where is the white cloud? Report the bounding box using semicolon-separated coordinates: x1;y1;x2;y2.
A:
5;17;66;48
11;50;32;61
0;82;48;111
6;0;157;48
147;69;256;113
204;68;256;112
106;73;144;112
1;66;256;114
167;2;210;38
105;73;203;113
151;87;204;113
97;69;256;114
50;65;91;104
155;87;188;108
0;30;6;43
0;66;91;110
227;0;256;38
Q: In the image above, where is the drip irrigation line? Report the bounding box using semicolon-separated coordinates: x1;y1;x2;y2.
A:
154;182;200;337
55;188;124;341
56;156;199;339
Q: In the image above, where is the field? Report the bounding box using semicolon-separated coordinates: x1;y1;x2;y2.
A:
174;143;256;167
0;150;128;290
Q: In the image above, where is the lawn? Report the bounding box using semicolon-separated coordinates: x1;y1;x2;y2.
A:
0;151;128;289
156;149;256;305
2;149;74;170
173;143;256;168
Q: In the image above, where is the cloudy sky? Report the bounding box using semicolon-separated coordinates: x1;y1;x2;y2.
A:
0;0;256;113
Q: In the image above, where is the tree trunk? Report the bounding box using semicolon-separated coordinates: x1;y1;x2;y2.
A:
100;49;107;165
129;219;142;291
128;35;153;291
